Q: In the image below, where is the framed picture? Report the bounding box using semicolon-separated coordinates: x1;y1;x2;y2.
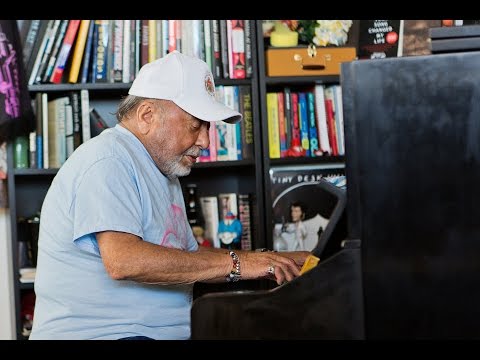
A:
270;163;346;252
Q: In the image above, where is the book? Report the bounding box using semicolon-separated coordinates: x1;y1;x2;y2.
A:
270;164;346;251
199;196;220;248
80;19;95;84
42;20;69;83
357;20;404;59
68;20;91;83
50;20;81;84
89;107;109;137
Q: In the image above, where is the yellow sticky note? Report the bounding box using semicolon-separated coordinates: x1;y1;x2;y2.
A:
300;254;320;274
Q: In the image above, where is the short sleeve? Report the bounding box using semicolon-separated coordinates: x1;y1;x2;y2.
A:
72;157;143;255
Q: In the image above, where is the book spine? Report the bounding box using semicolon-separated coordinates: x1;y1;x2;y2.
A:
238;194;252;250
267;92;280;159
80;89;91;143
155;19;163;60
41;93;49;169
91;20;109;83
65;101;74;159
50;20;81;84
80;19;95;84
277;92;287;157
68;91;82;148
199;196;220;248
226;20;234;79
148;20;156;62
243;20;252;78
68;20;91;84
283;87;292;151
314;84;331;155
208;120;217;162
307;92;319;157
112;19;124;83
22;20;40;68
35;20;61;84
230;20;245;79
298;92;310;157
43;20;69;83
28;20;55;85
122;20;132;83
239;86;253;160
34;93;43;168
324;87;339;156
28;131;36;169
167;20;176;53
219;20;229;79
140;20;149;67
203;20;212;71
332;85;345;155
161;20;168;58
211;20;222;78
291;92;302;154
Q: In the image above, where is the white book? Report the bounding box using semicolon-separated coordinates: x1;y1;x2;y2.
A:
80;89;91;143
203;19;211;68
122;20;131;83
199;196;220;248
314;85;331;155
222;86;237;160
333;85;345;156
65;103;74;158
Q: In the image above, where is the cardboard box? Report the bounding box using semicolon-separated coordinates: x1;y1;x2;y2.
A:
265;46;357;77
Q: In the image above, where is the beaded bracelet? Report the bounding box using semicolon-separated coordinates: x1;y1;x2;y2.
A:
226;251;241;282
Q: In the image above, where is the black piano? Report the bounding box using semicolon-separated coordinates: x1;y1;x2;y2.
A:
192;51;480;339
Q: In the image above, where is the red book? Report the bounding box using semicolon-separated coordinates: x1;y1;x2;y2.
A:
50;20;81;84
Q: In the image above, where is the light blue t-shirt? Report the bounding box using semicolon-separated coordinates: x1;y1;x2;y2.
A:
29;124;198;340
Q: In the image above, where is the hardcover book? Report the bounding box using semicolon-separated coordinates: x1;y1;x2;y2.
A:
270;164;346;252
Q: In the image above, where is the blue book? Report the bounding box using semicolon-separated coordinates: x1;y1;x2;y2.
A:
307;92;319;157
298;92;310;157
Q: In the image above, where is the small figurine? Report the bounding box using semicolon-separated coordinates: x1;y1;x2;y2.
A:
218;211;242;249
192;225;212;247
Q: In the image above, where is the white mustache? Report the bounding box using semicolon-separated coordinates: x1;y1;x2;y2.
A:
184;148;201;157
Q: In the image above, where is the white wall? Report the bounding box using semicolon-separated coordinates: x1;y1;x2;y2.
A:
0;208;16;339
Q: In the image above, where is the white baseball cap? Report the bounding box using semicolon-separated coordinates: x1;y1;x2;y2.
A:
128;51;242;124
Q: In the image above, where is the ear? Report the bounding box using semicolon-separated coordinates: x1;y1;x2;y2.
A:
135;101;156;135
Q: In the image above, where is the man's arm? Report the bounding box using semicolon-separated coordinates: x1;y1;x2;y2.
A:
97;231;308;285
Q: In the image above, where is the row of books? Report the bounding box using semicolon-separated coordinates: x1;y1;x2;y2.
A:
266;84;345;159
199;85;253;162
14;90;93;169
198;192;253;251
21;19;252;86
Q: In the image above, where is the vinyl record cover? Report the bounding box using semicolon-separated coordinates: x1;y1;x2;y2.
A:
270;163;346;251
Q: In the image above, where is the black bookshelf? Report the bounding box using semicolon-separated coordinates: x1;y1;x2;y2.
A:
7;20;265;340
255;20;347;250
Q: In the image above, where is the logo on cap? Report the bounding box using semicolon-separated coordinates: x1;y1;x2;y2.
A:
204;73;215;98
